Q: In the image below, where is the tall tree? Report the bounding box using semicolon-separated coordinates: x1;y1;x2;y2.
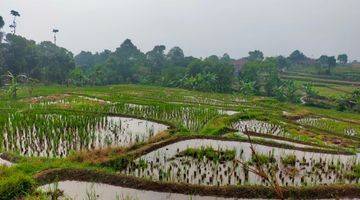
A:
2;34;38;76
220;53;232;63
240;58;280;96
318;55;336;74
275;56;290;71
337;54;348;65
0;16;4;29
166;46;185;66
146;45;166;73
0;16;5;42
37;41;75;83
248;50;264;61
10;10;20;34
288;50;307;65
327;56;336;74
0;16;4;75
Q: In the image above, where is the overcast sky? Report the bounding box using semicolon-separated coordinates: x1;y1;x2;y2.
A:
1;0;359;60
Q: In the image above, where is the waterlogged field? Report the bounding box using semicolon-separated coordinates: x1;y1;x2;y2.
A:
296;117;360;137
124;139;359;187
1;84;360;199
1;113;168;157
41;181;237;200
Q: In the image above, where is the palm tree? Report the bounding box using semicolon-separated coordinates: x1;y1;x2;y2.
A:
52;29;59;44
10;10;20;34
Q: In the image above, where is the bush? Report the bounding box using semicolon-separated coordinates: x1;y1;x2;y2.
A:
0;174;35;200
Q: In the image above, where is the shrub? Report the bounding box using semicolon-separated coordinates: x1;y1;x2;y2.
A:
0;174;35;200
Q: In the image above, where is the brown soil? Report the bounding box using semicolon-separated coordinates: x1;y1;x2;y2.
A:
34;168;360;199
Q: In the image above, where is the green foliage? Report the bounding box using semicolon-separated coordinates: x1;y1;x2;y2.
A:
166;47;185;66
180;72;217;92
69;67;87;86
239;81;256;95
0;16;4;29
0;173;35;200
288;50;307;65
337;89;360;112
281;154;296;166
37;41;75;84
275;55;290;71
275;80;299;102
181;147;236;163
250;153;276;166
248;50;264;61
101;155;133;170
2;71;29;99
240;58;281;96
303;82;319;98
317;55;336;74
337;54;348;65
180;57;234;92
1;35;74;84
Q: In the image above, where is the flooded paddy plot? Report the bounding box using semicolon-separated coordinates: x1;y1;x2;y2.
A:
40;181;237;200
232;119;290;137
124;139;359;187
231;119;322;147
1;113;168;157
296;117;360;137
235;132;316;148
109;103;220;131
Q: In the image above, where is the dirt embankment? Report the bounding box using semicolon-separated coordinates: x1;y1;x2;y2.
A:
34;168;360;199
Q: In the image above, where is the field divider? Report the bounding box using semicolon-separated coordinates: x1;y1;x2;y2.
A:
34;168;360;199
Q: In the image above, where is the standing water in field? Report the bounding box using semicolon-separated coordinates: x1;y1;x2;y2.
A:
40;181;238;200
1;113;168;157
124;139;359;187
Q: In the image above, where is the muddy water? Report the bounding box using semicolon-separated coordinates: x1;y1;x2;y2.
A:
124;139;358;186
2;116;168;157
40;181;237;200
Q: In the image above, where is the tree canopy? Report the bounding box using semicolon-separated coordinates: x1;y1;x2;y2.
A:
337;54;348;65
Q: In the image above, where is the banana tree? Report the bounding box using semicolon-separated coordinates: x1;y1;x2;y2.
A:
2;71;28;99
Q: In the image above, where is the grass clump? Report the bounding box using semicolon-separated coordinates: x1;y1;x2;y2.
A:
101;155;134;170
180;147;236;163
281;154;297;166
250;153;276;166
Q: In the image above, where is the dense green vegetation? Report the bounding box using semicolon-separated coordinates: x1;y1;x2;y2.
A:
1;10;360;200
1;13;359;113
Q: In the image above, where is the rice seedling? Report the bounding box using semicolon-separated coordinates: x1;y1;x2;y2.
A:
297;117;360;137
0;112;168;157
123;138;359;187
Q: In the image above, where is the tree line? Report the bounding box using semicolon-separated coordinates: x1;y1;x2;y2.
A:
0;13;358;112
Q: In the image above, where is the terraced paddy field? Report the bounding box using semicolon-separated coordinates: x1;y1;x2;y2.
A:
1;84;360;199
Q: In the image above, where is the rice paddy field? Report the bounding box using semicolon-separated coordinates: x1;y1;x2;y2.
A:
1;84;360;199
